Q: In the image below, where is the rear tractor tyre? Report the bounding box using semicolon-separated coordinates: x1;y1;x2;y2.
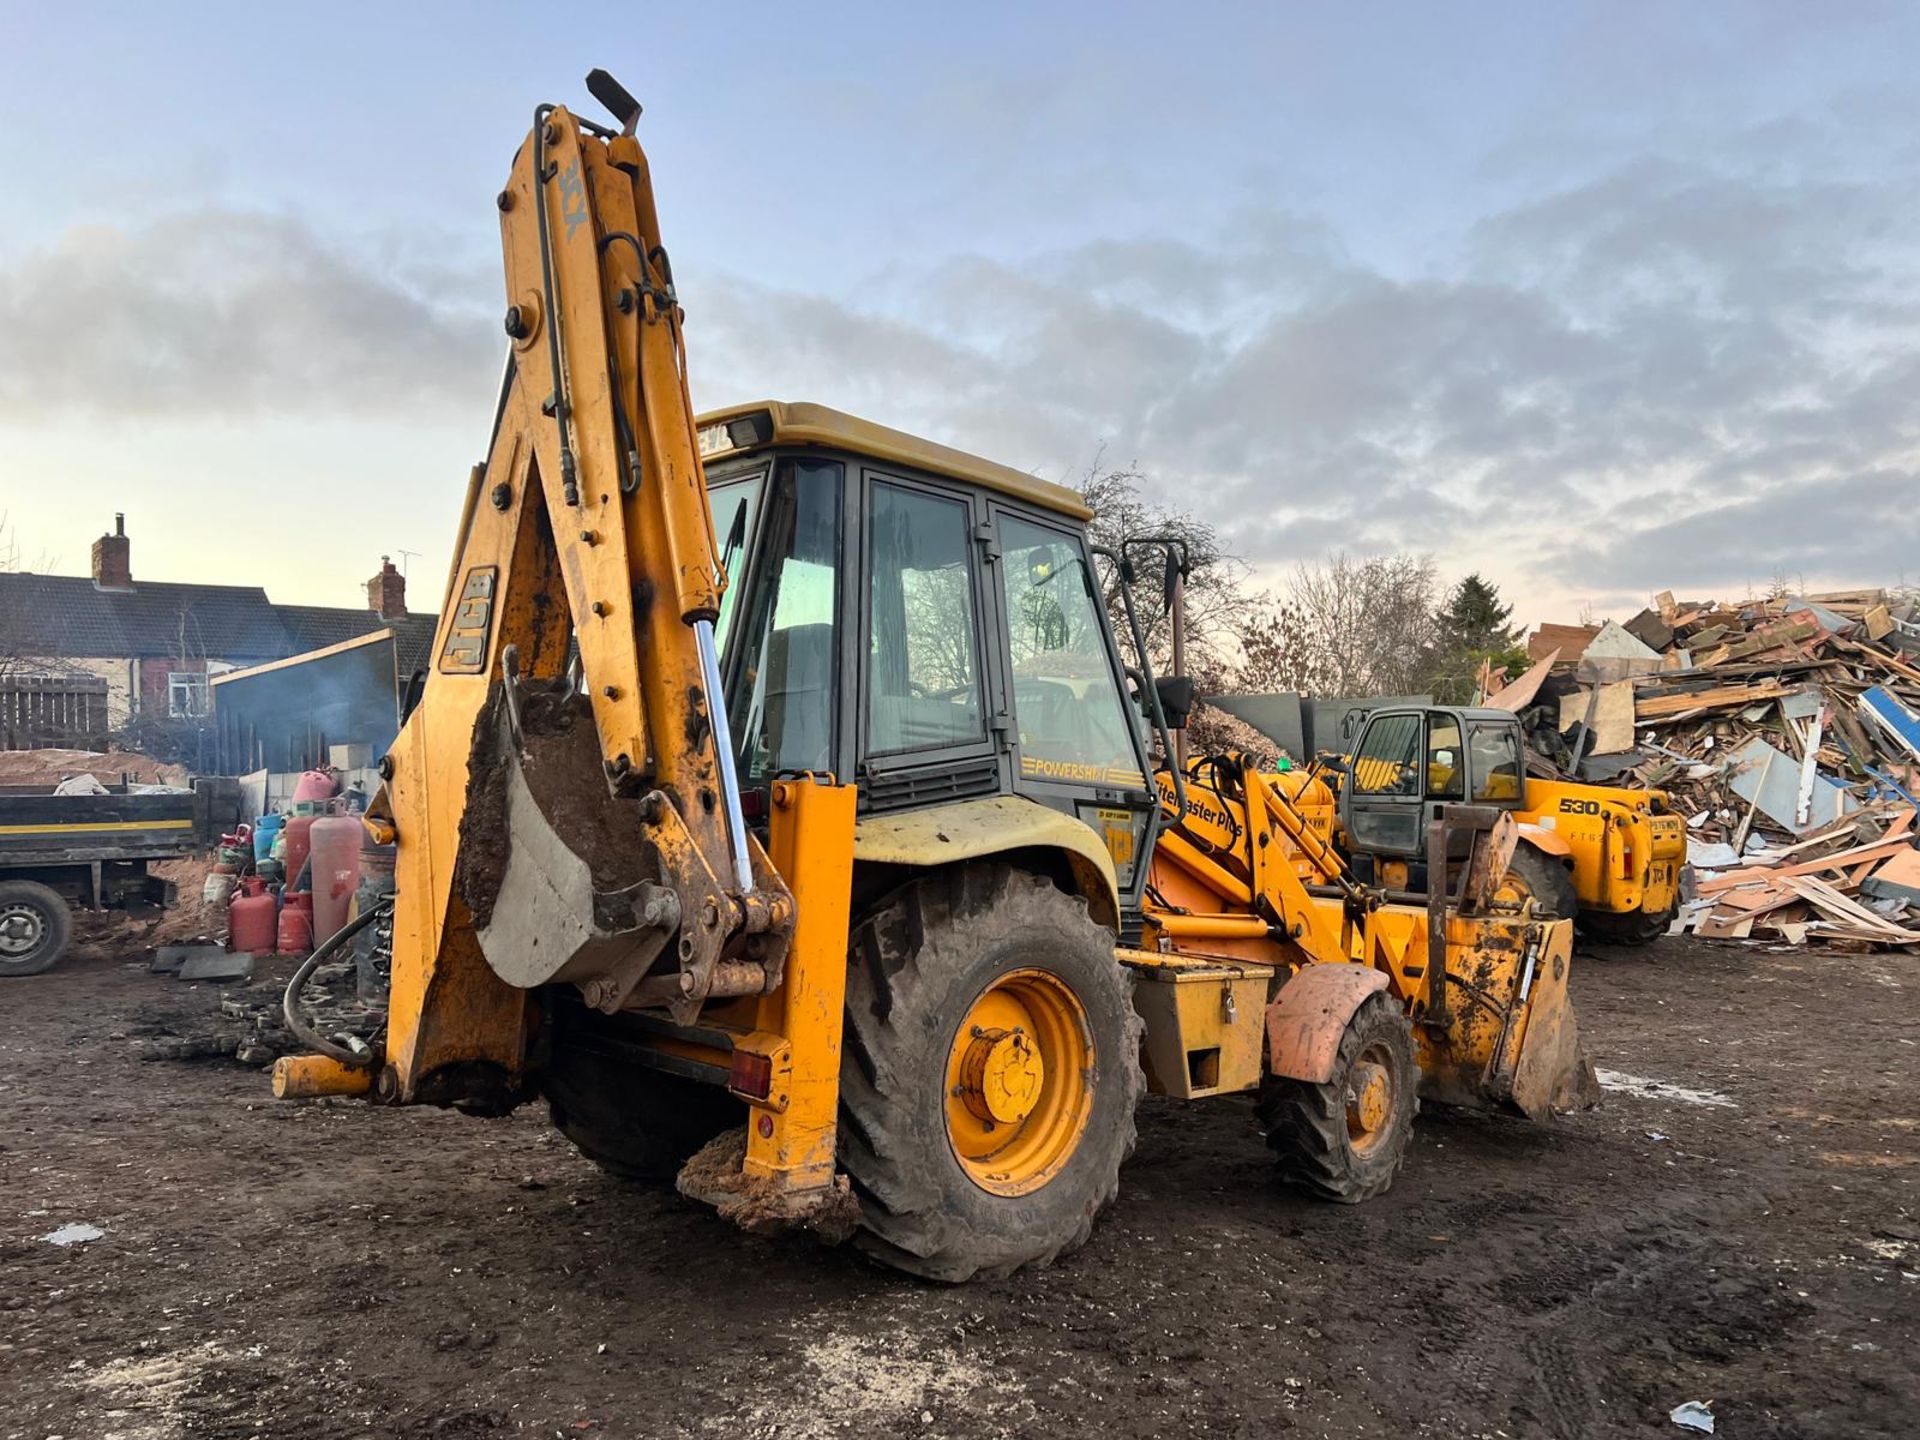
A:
1496;846;1579;922
542;1005;745;1183
0;880;71;978
1258;991;1417;1204
839;865;1145;1282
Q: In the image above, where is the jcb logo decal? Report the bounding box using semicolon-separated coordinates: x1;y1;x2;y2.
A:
439;566;498;674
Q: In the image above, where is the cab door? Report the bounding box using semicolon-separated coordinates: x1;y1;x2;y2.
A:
856;468;1005;811
1342;709;1467;858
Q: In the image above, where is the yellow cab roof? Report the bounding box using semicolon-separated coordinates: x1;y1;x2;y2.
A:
694;400;1093;523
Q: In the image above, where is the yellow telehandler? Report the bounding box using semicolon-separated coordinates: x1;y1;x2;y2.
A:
1322;704;1688;943
276;74;1590;1280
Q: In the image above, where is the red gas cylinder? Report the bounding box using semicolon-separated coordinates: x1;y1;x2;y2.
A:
276;894;314;957
283;815;317;889
310;811;364;946
228;877;277;955
291;769;337;806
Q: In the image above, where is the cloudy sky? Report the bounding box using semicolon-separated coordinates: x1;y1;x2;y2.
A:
2;3;1915;626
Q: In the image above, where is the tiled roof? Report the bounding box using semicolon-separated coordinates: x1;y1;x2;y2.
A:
0;572;439;671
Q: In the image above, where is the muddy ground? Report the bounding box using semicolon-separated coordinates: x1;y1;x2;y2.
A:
1;933;1914;1440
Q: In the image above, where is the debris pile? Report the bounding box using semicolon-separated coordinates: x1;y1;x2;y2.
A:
131;953;371;1066
1498;587;1920;948
1688;803;1920;946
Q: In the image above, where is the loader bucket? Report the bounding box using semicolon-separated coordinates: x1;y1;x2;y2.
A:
1416;916;1596;1119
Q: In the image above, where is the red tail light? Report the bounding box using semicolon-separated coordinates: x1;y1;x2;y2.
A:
729;1049;773;1100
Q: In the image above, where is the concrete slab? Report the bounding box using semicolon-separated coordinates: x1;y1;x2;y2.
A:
151;944;226;974
177;951;256;982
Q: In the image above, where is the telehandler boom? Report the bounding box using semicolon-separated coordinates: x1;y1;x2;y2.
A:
278;75;1592;1281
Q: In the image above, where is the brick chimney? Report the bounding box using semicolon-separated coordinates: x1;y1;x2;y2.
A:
366;555;407;620
91;513;132;591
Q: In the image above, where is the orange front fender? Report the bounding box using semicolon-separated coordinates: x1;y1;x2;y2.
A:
1265;964;1390;1084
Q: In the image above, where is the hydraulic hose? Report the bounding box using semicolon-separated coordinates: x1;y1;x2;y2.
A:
282;895;394;1069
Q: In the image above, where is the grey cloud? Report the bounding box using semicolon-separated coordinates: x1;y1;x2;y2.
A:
23;135;1907;621
1567;468;1920;592
686;141;1918;613
0;209;497;418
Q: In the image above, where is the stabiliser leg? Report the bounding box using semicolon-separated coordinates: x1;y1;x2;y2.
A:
677;776;862;1237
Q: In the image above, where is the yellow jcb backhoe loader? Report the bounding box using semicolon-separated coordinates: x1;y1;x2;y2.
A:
276;74;1591;1281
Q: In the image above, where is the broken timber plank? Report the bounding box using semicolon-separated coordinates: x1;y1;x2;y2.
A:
1635;682;1795;720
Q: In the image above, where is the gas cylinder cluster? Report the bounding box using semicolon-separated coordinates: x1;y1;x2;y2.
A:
213;768;394;990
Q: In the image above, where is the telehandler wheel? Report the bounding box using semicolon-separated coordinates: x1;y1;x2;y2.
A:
1495;846;1579;922
542;1021;745;1183
839;865;1144;1282
0;880;71;978
1577;903;1676;947
1258;991;1417;1204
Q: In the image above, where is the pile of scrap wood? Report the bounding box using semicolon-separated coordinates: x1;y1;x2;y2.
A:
1687;803;1920;949
1490;587;1920;854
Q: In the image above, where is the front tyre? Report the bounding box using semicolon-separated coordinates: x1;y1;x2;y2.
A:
839;865;1144;1282
1258;991;1417;1203
1497;846;1579;922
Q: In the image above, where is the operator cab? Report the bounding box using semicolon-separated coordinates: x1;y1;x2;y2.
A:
1340;705;1527;859
695;402;1158;907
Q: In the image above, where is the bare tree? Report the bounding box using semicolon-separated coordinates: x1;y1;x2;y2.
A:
1080;456;1260;676
1240;552;1441;698
1076;458;1287;762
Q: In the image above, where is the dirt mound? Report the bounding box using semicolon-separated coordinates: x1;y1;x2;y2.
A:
0;746;188;788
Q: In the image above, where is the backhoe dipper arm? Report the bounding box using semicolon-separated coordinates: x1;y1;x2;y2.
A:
361;84;792;1107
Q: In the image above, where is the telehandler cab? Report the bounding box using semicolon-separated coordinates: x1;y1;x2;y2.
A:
277;75;1592;1281
1333;704;1688;944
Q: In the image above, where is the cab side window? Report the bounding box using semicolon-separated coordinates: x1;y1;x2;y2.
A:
998;516;1141;785
866;481;985;754
1426;717;1465;800
1470;722;1524;802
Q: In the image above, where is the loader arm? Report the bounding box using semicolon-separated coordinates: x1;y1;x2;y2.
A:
362;91;793;1106
1139;753;1591;1120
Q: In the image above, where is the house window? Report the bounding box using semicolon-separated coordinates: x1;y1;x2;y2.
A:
168;673;208;718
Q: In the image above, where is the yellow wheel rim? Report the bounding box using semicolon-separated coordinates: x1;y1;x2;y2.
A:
1346;1044;1397;1155
1492;872;1536;914
945;968;1095;1197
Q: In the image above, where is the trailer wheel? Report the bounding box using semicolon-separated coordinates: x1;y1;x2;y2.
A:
1577;903;1675;947
542;1007;744;1182
1496;846;1579;921
1258;991;1417;1203
0;880;71;978
839;865;1143;1282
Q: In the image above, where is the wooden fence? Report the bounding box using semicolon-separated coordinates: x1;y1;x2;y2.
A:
0;675;111;750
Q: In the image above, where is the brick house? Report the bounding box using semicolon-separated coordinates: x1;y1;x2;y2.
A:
0;515;438;749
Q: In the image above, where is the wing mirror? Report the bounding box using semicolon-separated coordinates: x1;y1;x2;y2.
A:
1154;675;1196;730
